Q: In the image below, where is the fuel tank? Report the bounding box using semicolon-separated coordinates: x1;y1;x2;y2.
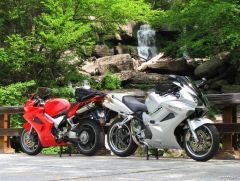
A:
44;98;71;117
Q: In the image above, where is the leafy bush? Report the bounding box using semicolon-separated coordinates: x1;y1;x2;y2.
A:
0;80;36;106
208;106;221;119
52;87;75;102
151;0;240;60
42;145;79;154
101;71;121;90
0;80;36;127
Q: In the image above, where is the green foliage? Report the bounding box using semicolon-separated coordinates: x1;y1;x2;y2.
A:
151;0;240;59
37;0;92;51
208;106;221;119
42;145;79;154
0;81;36;106
0;81;36;128
0;0;153;86
42;146;61;154
101;71;121;90
52;87;75;102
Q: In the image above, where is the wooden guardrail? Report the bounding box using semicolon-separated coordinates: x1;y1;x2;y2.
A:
207;93;240;158
0;106;23;153
0;93;240;156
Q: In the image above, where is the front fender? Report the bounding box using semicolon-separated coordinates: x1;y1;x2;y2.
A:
23;122;31;132
187;118;214;130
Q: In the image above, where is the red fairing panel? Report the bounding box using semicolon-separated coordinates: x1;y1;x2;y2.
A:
23;122;31;132
33;113;65;147
44;98;71;117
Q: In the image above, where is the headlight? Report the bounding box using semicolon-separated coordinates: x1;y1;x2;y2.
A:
193;97;198;104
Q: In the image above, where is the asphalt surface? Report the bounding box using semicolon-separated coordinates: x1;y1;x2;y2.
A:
0;154;239;181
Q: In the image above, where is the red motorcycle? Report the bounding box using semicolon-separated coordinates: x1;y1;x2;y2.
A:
20;87;106;156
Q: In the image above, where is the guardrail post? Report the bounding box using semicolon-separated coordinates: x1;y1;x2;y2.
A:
0;113;15;153
222;106;235;151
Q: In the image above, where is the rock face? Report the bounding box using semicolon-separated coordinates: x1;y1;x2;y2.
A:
194;52;230;78
81;54;135;75
147;58;194;75
114;44;138;56
119;20;138;41
221;85;240;93
138;53;194;75
93;45;114;58
118;71;168;83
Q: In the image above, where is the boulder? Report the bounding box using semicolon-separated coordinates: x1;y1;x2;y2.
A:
235;66;240;84
114;44;138;56
117;71;168;84
138;54;194;75
60;49;80;65
137;53;165;71
209;79;229;91
221;85;240;93
147;58;194;75
93;45;114;58
81;54;135;75
119;20;138;40
194;52;230;78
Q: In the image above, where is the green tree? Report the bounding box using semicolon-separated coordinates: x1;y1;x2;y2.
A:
0;0;152;85
150;0;240;59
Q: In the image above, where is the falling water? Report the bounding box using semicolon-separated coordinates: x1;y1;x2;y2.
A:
137;24;158;61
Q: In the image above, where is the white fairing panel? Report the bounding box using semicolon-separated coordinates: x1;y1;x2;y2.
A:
103;94;133;115
188;118;213;130
144;98;195;149
145;92;175;114
111;93;129;102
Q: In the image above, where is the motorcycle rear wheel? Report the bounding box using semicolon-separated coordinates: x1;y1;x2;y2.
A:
20;128;42;155
107;119;138;157
76;120;104;156
183;124;219;161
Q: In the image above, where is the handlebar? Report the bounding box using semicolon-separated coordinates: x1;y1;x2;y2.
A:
196;78;207;88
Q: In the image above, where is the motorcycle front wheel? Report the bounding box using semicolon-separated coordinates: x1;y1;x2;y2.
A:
76;120;104;156
107;119;138;157
183;124;219;161
20;128;42;155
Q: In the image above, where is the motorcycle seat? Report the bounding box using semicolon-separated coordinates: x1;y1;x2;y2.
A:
122;96;147;113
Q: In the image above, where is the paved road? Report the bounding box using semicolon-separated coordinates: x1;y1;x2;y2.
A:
0;154;239;181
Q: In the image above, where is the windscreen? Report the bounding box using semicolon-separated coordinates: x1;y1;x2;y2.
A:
169;75;201;96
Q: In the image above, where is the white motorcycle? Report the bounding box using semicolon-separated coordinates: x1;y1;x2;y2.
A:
103;75;219;161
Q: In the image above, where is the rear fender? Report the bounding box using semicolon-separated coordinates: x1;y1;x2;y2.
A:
185;118;214;130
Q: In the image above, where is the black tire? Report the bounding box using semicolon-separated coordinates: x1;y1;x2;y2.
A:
183;124;219;161
20;128;42;155
107;118;138;157
76;120;104;156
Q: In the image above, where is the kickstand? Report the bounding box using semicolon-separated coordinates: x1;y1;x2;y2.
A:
59;146;63;157
144;146;159;160
59;145;72;157
145;146;149;160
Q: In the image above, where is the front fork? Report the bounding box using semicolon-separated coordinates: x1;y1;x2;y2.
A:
116;115;134;128
186;117;214;142
187;119;199;142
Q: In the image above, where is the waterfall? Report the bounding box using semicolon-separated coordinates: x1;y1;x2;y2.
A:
137;24;158;61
